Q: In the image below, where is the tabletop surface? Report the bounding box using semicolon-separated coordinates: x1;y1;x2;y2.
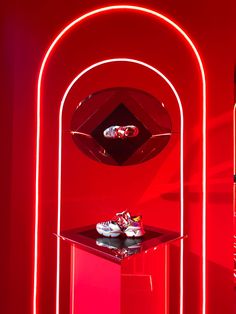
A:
59;225;181;263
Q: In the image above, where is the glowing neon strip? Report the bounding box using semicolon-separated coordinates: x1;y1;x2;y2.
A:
233;104;236;281
234;104;236;174
165;245;169;314
71;246;75;314
59;58;184;314
35;6;206;314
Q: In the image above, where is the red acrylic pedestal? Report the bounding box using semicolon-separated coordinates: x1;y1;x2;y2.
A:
60;226;182;314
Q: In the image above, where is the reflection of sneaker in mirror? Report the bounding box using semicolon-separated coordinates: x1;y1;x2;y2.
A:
123;237;142;249
103;125;139;139
96;237;142;249
96;237;142;258
96;237;123;250
96;210;145;238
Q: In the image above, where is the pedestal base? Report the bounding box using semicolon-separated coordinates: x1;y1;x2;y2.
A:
60;225;181;314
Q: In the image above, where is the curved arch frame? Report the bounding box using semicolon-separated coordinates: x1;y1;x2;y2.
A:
35;5;206;314
59;58;183;314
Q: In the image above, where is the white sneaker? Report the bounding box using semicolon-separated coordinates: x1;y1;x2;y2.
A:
96;210;145;238
96;237;142;258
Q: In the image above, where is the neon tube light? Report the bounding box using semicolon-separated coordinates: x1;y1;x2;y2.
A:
165;245;169;314
71;245;75;314
59;58;184;314
233;104;236;281
35;6;206;314
234;104;236;174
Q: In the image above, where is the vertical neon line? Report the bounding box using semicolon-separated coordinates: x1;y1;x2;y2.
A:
35;6;206;314
35;32;54;314
56;104;63;314
34;74;40;314
201;62;207;314
234;104;236;174
233;104;236;281
165;245;169;314
71;246;75;314
180;90;184;314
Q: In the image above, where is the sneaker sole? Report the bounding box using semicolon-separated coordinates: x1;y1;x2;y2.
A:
96;228;145;238
96;228;121;238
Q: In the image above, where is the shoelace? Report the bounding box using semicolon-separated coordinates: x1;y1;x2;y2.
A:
102;211;131;230
115;211;131;230
103;220;113;226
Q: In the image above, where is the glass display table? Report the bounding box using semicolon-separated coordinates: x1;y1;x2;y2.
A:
60;225;182;314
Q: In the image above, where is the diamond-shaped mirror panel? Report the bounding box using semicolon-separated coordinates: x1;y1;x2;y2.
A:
91;103;151;164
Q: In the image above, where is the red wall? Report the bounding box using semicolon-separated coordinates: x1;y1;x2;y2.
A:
2;1;236;314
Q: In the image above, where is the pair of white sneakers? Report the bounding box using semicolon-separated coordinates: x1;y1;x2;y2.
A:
96;210;145;238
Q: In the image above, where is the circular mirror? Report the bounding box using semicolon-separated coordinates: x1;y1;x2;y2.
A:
71;87;172;165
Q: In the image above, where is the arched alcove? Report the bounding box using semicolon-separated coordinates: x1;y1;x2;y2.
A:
34;6;206;314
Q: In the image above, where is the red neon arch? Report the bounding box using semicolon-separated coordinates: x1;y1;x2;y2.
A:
59;58;184;314
35;5;206;314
